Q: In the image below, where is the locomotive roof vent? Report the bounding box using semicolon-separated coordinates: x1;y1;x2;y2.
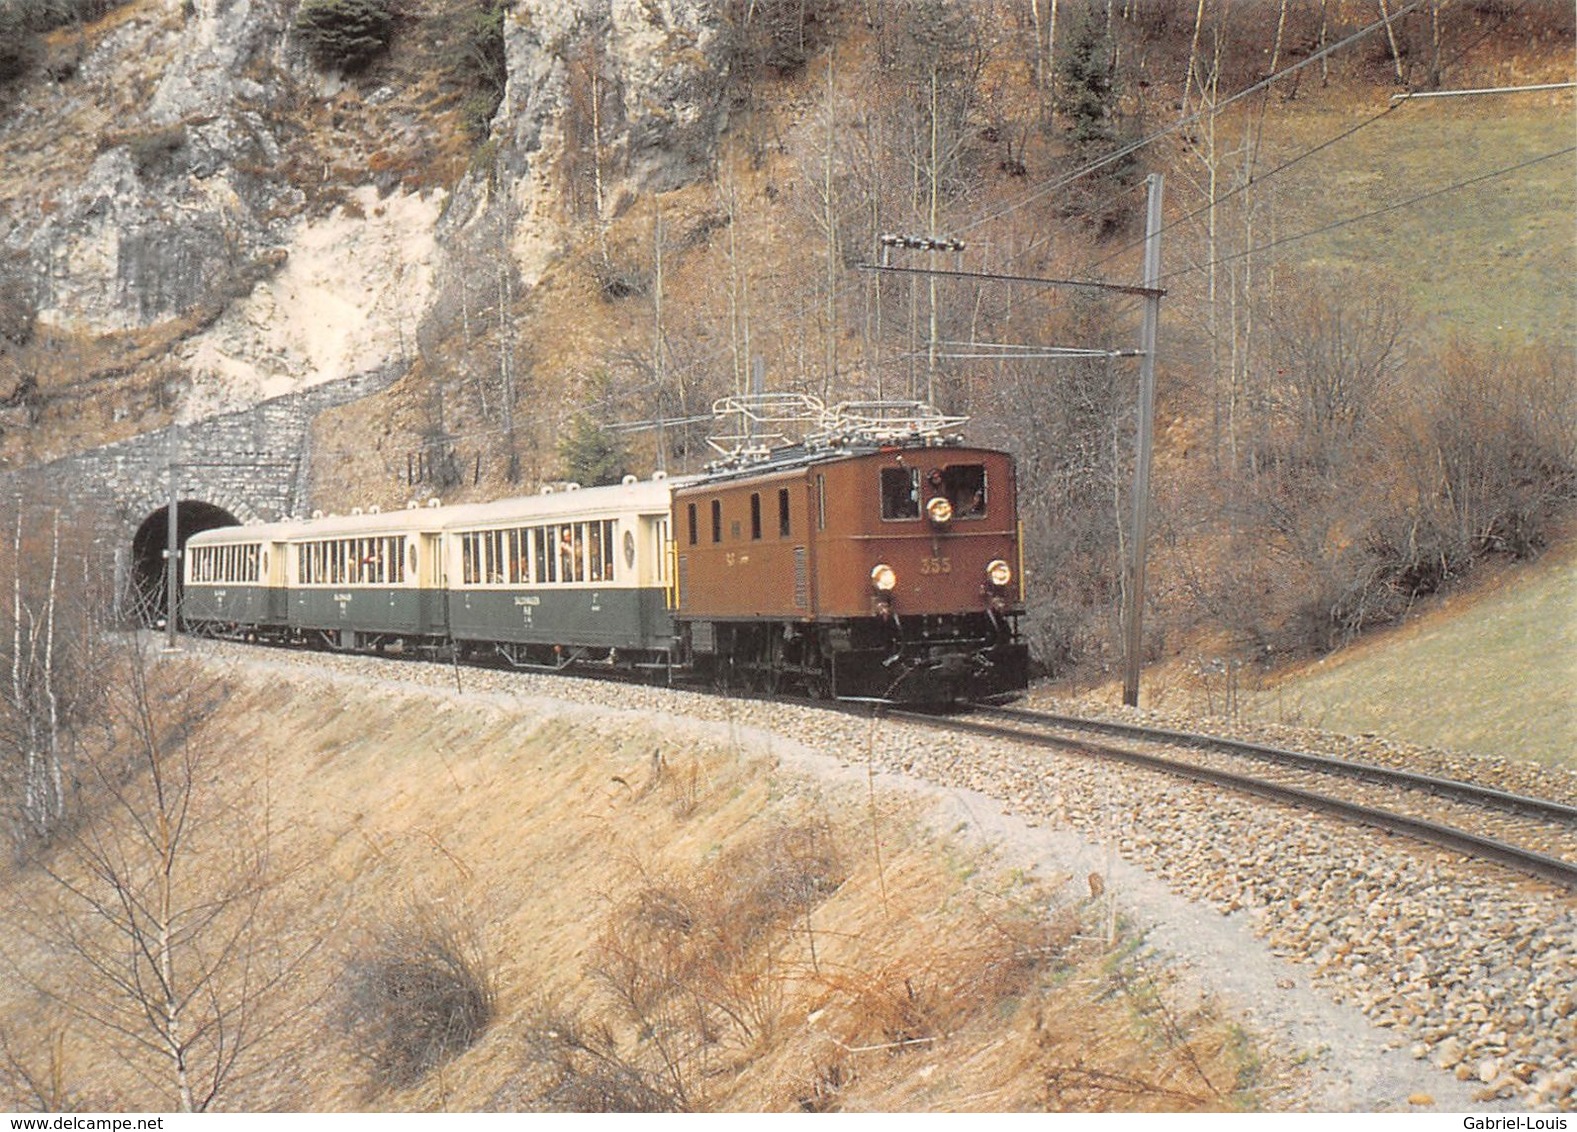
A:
407;500;420;509
622;474;639;485
652;470;668;481
428;498;443;507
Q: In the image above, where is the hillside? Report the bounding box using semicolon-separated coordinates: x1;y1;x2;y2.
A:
0;3;1572;1113
0;644;1267;1111
1;0;1570;704
1241;537;1576;767
9;641;1565;1111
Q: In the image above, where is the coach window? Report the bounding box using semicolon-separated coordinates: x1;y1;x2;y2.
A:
750;493;762;540
778;488;791;538
532;527;554;584
558;526;575;581
881;467;920;520
710;499;722;544
588;521;604;581
687;502;698;546
490;529;506;583
816;475;826;531
509;529;525;584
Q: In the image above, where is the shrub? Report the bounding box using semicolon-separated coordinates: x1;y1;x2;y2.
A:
515;1007;686;1112
447;1;506;138
124;124;187;179
294;0;395;74
342;900;496;1089
0;21;34;87
558;414;629;487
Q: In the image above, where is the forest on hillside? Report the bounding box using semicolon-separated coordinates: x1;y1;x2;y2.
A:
331;0;1574;678
0;0;1572;697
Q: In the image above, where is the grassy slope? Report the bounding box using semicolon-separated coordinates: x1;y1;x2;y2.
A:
1252;93;1575;343
1215;87;1575;766
0;651;1257;1112
1146;83;1575;760
1245;544;1575;767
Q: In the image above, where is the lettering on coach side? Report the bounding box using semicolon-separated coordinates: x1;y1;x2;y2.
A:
515;595;539;626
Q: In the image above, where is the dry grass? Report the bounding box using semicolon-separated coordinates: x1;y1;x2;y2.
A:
0;649;1263;1111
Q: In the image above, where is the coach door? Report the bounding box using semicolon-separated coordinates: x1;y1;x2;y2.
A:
417;531;444;634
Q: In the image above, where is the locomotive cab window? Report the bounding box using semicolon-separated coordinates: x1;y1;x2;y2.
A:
931;464;988;517
880;467;920;520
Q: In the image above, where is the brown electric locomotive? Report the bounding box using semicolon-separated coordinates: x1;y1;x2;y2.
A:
672;400;1029;702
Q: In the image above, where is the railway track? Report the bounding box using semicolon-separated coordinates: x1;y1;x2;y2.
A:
192;633;1577;892
883;704;1577;892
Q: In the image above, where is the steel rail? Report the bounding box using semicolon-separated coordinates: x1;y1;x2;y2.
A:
981;706;1577;825
888;709;1577;892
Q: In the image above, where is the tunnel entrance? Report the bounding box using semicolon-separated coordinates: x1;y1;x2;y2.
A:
129;501;241;627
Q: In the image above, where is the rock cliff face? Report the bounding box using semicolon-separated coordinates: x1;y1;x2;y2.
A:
18;0;301;334
0;0;730;433
440;0;729;294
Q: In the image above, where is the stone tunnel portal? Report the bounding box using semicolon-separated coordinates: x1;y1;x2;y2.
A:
130;501;240;626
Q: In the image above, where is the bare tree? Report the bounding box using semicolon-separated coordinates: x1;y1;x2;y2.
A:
1263;274;1407;478
17;642;316;1111
5;507;64;843
0;502;108;851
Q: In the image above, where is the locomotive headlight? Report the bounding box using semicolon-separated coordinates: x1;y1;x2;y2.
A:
871;563;898;592
986;559;1013;588
925;496;954;526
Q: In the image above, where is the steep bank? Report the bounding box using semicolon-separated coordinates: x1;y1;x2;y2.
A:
6;642;1559;1110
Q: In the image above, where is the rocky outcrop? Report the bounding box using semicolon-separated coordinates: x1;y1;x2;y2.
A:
1;0;731;428
22;0;302;334
443;0;730;284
